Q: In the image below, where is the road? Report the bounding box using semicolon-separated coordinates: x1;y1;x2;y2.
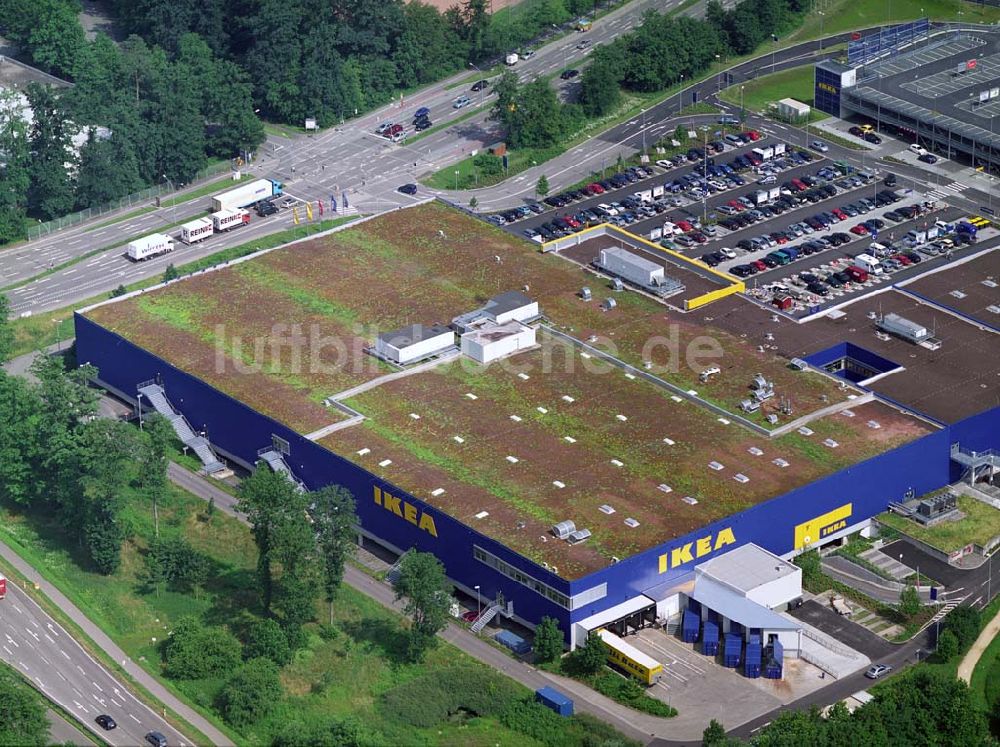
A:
0;560;193;746
1;0;729;319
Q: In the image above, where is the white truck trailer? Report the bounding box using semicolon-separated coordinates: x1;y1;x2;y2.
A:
127;233;175;261
211;178;282;212
180;217;214;245
211;208;250;232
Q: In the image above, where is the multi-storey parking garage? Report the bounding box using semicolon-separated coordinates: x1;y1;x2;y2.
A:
815;27;1000;172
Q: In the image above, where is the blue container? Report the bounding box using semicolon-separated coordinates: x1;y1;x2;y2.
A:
535;686;574;717
723;633;742;668
702;620;719;656
495;630;531;655
764;640;784;679
745;634;762;678
682;609;700;643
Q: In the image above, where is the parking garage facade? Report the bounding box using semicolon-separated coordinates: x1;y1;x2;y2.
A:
815;29;1000;173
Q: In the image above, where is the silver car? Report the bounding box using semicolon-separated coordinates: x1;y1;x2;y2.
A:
453;96;471;109
865;664;892;679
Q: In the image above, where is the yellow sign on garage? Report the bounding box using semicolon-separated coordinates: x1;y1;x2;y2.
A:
794;503;853;550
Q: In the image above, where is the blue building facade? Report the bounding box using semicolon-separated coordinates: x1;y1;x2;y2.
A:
75;312;1000;640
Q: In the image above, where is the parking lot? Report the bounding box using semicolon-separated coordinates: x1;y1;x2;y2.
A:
494;130;990;316
619;627;837;729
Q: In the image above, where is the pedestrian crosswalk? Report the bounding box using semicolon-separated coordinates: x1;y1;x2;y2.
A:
926;181;968;201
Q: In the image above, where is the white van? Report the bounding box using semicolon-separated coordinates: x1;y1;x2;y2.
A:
854;253;883;275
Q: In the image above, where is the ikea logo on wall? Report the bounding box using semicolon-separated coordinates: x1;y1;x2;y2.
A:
794;503;853;550
658;528;736;573
373;486;439;537
817;82;839;95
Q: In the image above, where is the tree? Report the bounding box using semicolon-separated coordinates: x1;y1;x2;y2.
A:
84;497;126;574
535;174;549;197
139;413;173;537
942;606;981;652
0;89;31;244
219;657;283;727
163;616;242;679
163;264;179;282
0;0;87;79
935;629;959;661
110;284;127;298
702;719;726;746
0;667;48;746
394;551;452;662
309;485;357;624
468;196;478;211
674;124;688;143
580;54;622;117
272;717;360;747
567;631;606;675
25;83;76;220
143;537;211;595
898;585;920;618
0;295;13;363
75;133;144;211
532;616;563;664
243;618;291;667
793;549;823;588
238;467;302;613
0;372;43;506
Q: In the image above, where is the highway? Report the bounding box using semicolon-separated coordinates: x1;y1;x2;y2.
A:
0;567;192;746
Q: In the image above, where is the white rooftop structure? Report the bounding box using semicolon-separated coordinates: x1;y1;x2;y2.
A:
461;320;536;364
452;290;539;333
696;543;800;595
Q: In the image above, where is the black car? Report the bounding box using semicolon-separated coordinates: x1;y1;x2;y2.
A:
255;199;278;217
731;264;754;277
863;132;882;144
414;118;432;131
560;69;580;80
96;715;117;731
884;173;898;187
807;281;829;296
471;79;490;91
397;183;418;195
919;153;939;164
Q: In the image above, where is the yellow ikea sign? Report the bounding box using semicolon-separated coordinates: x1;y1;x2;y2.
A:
794;503;853;550
658;527;736;573
373;486;438;537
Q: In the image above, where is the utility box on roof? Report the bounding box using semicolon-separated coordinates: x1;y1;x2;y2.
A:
461;321;536;364
598;246;664;287
376;324;454;365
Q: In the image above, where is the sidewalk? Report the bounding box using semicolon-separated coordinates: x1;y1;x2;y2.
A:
0;539;233;746
957;606;1000;684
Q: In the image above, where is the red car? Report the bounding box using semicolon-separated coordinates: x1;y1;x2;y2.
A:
388;123;404;136
726;200;744;211
462;610;480;623
850;224;869;235
832;208;848;221
563;215;581;229
745;130;761;141
689;232;708;244
752;259;767;272
893;253;912;265
588;183;605;194
676;220;694;232
772;234;788;245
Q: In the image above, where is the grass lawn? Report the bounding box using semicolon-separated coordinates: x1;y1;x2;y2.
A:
160;175;240;209
877;494;1000;552
787;0;1000;44
0;462;632;746
7;216;360;360
718;66;827;120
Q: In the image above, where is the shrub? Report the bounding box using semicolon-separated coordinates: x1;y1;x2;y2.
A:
533;616;564;664
942;606;981;652
218;657;283;727
935;629;959;661
162;616;242;680
243;618;291;666
380;664;522;728
592;673;677;717
565;632;606;676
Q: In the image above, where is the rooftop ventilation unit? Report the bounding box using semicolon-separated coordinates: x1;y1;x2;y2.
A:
624;518;640;528
603;298;617;310
567;528;592;544
581;286;592;301
611;278;624;291
599;504;616;514
740;399;760;413
552;520;576;539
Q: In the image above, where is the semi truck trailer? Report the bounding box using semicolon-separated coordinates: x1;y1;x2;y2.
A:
211;178;282;212
211;208;251;232
180;217;214;245
127;233;175;261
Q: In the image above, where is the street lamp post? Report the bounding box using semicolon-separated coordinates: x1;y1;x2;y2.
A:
716;54;721;93
641;108;647;152
469;62;485;108
771;35;779;74
818;12;825;51
137;392;143;429
679;75;684;115
454;169;460;190
740;85;746;125
474;585;481;619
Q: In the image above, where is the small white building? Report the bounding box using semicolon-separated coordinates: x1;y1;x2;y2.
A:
453;291;539;333
777;98;811;121
375;324;454;365
461;321;536;364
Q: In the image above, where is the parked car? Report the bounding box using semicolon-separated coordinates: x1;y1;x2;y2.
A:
560;69;580;80
919;153;939;164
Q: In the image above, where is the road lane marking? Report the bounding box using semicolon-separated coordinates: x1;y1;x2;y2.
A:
2;645;11;656
92;681;104;692
44;634;55;644
128;714;141;724
60;649;70;659
19;661;28;671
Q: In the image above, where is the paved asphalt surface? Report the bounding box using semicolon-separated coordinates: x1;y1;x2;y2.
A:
0;563;192;746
